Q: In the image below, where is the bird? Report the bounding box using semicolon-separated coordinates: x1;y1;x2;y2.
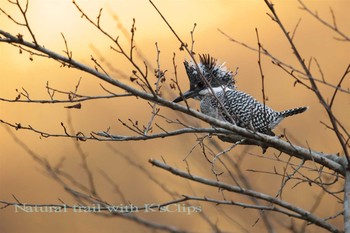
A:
173;54;308;137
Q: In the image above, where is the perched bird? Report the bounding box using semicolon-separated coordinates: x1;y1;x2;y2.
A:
173;54;308;136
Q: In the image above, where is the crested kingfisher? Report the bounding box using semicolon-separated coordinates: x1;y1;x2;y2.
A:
173;54;308;136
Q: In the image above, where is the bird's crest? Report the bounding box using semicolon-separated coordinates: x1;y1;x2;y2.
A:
183;54;236;91
199;54;217;72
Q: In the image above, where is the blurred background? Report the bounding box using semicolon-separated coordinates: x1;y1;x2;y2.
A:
0;0;349;232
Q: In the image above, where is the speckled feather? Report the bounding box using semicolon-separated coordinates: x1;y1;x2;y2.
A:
201;89;307;135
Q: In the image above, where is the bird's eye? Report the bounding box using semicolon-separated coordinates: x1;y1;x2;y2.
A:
196;82;204;89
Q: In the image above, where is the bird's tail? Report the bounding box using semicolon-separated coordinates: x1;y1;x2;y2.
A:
280;106;309;118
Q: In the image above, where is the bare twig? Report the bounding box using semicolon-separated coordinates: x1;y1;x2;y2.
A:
190;23;197;55
298;0;350;41
329;64;350;109
255;28;268;125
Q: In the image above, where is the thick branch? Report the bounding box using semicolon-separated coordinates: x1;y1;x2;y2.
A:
149;159;343;233
344;169;350;232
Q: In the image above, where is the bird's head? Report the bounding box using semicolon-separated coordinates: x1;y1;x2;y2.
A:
173;54;235;103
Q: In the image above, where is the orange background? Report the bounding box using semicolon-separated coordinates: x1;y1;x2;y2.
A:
0;0;349;232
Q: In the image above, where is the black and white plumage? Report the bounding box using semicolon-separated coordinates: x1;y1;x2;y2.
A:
173;54;308;136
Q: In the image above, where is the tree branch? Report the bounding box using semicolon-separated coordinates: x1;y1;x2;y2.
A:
149;159;343;233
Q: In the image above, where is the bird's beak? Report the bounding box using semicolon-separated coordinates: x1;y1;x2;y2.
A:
173;89;199;103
